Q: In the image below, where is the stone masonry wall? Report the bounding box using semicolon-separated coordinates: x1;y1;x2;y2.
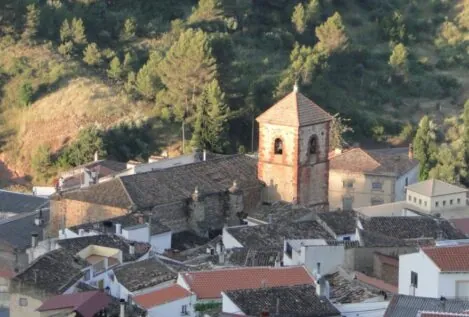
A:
373;253;399;286
49;199;127;235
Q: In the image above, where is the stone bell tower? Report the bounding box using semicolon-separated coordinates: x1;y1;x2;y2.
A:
256;85;332;207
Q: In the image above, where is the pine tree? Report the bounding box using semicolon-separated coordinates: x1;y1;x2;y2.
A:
108;57;123;79
121;17;137;41
292;3;306;34
306;0;320;25
189;0;224;23
22;4;40;43
83;43;102;66
71;18;87;45
413;116;437;181
315;12;348;55
460;100;469;186
429;146;459;183
135;51;163;99
60;19;72;42
389;43;408;77
123;52;135;73
157;29;217;122
191;79;229;153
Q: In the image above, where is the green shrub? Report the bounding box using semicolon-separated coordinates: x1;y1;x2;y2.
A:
19;82;34;106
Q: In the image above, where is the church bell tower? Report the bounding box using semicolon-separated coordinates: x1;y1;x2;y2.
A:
256;85;332;207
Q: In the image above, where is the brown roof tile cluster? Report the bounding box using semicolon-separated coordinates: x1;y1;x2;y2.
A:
133;284;192;309
330;147;418;177
423;244;469;272
256;91;332;127
354;272;398;294
37;291;111;317
419;312;469;317
180;266;314;299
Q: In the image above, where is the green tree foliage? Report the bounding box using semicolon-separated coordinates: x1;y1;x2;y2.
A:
435;21;463;47
59;127;106;167
460;100;469;186
306;0;320;25
105;119;152;162
71;18;87;45
329;114;353;150
83;43;102;66
123;52;136;73
429;146;459;183
315;12;348;55
413;116;437;181
389;43;408;77
31;145;52;180
457;1;469;30
292;3;306;34
60;19;72;43
121;17;137;41
189;0;224;23
108;56;123;79
157;29;217;122
22;4;40;43
381;11;406;43
135;51;163;100
191;79;230;152
19;82;34;106
58;41;73;57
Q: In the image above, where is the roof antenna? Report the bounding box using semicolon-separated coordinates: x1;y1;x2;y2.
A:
293;80;299;93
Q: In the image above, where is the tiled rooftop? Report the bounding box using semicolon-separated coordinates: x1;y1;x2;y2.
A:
181;266;314;299
224;284;340;317
384;295;469;317
407;179;468;197
256;91;332;127
226;221;334;249
316;210;356;236
133;284;192;309
37;290;110;316
423;244;469;272
0;190;48;215
248;201;315;224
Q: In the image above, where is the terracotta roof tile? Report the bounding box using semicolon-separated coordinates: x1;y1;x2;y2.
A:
423;244;469;272
256;91;332;127
181;266;314;299
37;291;110;317
133;284;192;309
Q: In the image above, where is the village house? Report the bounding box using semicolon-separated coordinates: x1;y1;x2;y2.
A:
222;284;341;317
384;294;469;317
49;88;335;238
9;235;150;317
35;290;111;316
328;146;419;211
399;243;469;298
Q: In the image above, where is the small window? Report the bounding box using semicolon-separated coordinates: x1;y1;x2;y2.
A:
371;198;384;206
436;201;439;207
343;197;353;210
450;199;453;205
274;138;283;155
343;236;351;241
309;136;318;154
285;243;293;259
372;182;382;191
413;197;416;203
83;269;91;281
411;271;418;288
408;195;411;202
181;304;188;315
424;201;427;207
443;200;446;206
419;199;422;205
405;177;409;186
343;180;354;188
19;298;28;307
458;198;461;204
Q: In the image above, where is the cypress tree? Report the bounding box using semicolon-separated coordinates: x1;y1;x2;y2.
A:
292;3;306;34
413;116;437;181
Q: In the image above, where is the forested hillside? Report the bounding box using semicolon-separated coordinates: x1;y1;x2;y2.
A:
1;0;469;186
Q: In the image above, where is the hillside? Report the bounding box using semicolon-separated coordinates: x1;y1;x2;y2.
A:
0;0;469;186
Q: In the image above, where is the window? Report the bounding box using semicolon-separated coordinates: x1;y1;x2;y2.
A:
408;195;411;202
424;201;427;207
19;298;28;307
285;243;293;259
372;182;383;191
419;199;422;205
413;197;416;203
411;271;418;288
343;180;354;189
458;198;461;204
450;199;453;205
371;198;384;206
274;138;283;155
405;177;409;186
343;197;353;210
436;201;439;207
181;305;188;315
83;269;91;281
443;200;446;206
343;236;351;241
309;136;318;154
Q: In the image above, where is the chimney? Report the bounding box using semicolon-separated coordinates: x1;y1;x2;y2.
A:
203;149;207;161
317;262;321;275
120;299;125;317
115;223;122;235
293;81;299;93
34;216;44;226
129;242;135;255
408;143;414;160
31;232;38;248
219;250;225;265
276;297;280;315
78;229;85;236
274;254;281;267
138;215;144;224
94;151;99;162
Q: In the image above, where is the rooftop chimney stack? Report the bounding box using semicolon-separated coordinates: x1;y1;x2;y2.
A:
408;143;414;160
119;299;125;317
203;149;207;161
78;229;85;236
293;81;299;93
31;232;38;248
94;151;99;162
129;242;135;255
115;223;122;235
